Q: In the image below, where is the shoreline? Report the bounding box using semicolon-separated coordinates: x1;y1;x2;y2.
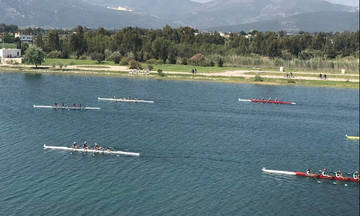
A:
0;65;359;89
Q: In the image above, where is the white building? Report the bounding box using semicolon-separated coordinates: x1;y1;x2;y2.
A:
0;48;22;64
15;32;33;43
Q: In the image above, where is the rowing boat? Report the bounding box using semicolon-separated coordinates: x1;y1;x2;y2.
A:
33;105;101;110
98;97;154;103
43;144;140;157
262;168;359;182
346;135;360;140
238;98;296;105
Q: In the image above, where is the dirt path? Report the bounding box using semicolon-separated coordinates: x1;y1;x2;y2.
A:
161;70;359;82
2;64;359;82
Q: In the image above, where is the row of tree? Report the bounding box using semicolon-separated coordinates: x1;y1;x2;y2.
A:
2;24;359;65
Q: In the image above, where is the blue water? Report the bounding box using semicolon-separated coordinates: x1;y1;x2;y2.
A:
0;72;359;216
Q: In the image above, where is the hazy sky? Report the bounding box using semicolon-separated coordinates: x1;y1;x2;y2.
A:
192;0;359;7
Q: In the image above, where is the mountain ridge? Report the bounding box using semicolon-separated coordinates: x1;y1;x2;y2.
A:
0;0;357;32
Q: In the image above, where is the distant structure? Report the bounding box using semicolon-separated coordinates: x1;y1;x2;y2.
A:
0;48;22;64
219;32;230;39
0;33;3;43
15;32;33;44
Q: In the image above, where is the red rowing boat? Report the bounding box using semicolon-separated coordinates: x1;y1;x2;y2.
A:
295;172;359;182
262;168;359;182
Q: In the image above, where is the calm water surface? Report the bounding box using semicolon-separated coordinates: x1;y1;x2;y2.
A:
0;72;359;216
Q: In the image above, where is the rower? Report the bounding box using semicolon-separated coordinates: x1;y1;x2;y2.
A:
72;141;78;149
353;171;359;180
335;169;343;178
82;141;89;150
94;143;102;150
321;168;329;176
54;102;58;107
306;168;312;175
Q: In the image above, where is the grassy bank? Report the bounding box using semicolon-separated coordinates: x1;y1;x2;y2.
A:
222;55;359;74
1;43;17;49
43;58;115;66
43;57;359;75
1;64;358;89
244;72;359;79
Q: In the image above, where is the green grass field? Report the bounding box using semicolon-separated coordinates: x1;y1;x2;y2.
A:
1;43;17;49
148;64;261;73
244;72;358;80
43;58;117;66
41;58;359;77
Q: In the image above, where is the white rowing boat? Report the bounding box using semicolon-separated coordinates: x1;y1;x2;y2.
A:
43;144;140;157
33;105;101;110
262;168;296;175
98;97;154;103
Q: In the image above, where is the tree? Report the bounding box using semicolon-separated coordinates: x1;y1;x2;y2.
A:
21;43;29;57
152;37;170;63
217;58;224;67
70;26;87;58
23;46;45;68
35;33;44;49
45;30;60;52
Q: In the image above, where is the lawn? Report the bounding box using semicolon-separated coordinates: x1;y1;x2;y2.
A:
149;64;245;73
42;58;359;75
43;58;117;66
1;43;17;49
244;72;359;80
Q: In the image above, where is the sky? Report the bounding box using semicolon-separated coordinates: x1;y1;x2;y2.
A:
192;0;359;7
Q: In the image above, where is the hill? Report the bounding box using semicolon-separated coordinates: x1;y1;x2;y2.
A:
208;11;359;32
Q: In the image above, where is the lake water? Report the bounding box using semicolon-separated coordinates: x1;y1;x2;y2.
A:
0;72;359;216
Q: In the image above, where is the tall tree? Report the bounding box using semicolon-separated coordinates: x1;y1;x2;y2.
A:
45;30;60;52
35;33;44;49
23;46;45;68
70;26;87;58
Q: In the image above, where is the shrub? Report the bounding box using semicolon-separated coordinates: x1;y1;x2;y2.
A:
58;62;64;69
146;58;157;65
287;79;296;83
47;50;62;58
79;55;88;60
168;53;177;64
147;64;154;71
181;57;188;65
217;58;224;67
120;57;130;66
157;69;165;77
209;60;215;67
69;61;76;66
90;52;105;63
128;59;142;69
254;74;263;82
190;53;208;66
104;49;112;61
298;51;314;60
109;51;122;64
